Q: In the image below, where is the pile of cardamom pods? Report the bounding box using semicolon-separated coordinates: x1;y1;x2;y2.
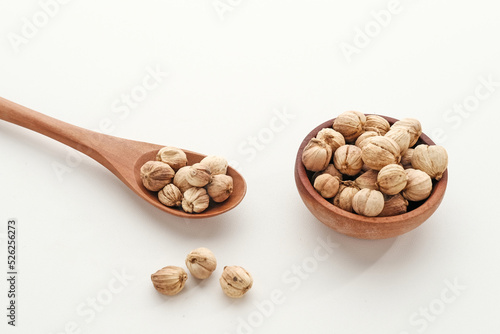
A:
140;147;233;213
302;111;448;217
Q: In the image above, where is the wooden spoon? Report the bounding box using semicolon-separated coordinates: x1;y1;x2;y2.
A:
0;97;246;218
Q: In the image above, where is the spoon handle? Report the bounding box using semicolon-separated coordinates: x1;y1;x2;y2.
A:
0;96;151;172
0;96;102;153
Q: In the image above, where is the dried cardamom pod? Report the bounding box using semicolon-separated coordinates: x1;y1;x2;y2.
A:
402;168;432;201
385;128;411;155
156;147;188;171
186;163;212;187
158;184;183;207
355;169;379;190
391;118;422;147
313;174;341;198
206;174;233;203
333;181;360;212
333;145;363;176
364;115;390;135
140;161;175;191
361;136;401;171
376;164;408;195
200;155;228;176
352;188;385;217
151;266;188;296
400;148;414;169
173;166;193;193
220;266;253;298
185;247;217;279
316;128;345;153
411;144;448;180
182;187;210;213
312;164;343;183
355;131;379;150
302;138;333;172
378;194;409;217
332;111;366;142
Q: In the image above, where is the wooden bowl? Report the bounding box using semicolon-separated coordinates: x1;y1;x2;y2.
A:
294;115;448;240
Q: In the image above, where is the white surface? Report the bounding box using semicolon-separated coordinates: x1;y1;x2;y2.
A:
1;1;500;333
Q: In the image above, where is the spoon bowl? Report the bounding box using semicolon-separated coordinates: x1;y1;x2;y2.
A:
0;97;246;218
133;149;246;218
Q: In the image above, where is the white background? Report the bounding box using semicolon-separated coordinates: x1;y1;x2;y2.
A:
1;1;500;333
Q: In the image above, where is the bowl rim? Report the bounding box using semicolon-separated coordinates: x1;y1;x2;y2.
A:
295;114;448;225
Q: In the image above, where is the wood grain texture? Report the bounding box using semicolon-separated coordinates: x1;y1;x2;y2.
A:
0;97;246;219
295;115;448;240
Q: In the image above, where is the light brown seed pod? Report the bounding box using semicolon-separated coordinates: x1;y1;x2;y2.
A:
182;187;210;213
140;161;175;191
186;163;212;187
333;181;360;212
151;266;188;296
361;136;401;171
402;169;433;201
355;131;379;150
313;174;341;198
312;164;343;183
316;128;345;153
158;184;183;207
355;169;379;190
200;156;228;176
156;147;188;171
301;138;333;172
185;247;217;279
332;111;366;142
364;115;390;135
173;166;193;193
352;188;385;217
376;164;408;195
411;144;448;180
401;148;414;169
206;174;233;203
391;118;422;147
378;194;409;217
220;266;253;298
385;128;411;155
333;145;363;176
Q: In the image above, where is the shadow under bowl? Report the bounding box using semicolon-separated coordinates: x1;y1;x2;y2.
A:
294;115;448;240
